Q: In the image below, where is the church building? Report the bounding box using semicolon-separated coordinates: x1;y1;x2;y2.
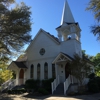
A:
6;0;94;94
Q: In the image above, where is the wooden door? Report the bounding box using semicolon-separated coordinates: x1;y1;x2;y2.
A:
19;69;24;85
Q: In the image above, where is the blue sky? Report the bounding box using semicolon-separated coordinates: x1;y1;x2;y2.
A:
16;0;100;56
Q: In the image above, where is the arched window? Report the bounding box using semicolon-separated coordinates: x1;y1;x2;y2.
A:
52;64;56;78
30;64;34;78
37;63;40;80
44;62;48;79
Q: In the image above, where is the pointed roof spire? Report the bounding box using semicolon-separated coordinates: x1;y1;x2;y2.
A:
61;0;75;25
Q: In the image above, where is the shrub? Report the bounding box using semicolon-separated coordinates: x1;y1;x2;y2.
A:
88;83;99;93
42;78;54;93
42;78;54;87
7;90;12;94
87;74;100;93
88;73;95;80
25;78;54;94
25;79;40;92
38;88;49;95
8;88;26;94
95;77;100;89
17;88;26;93
87;79;100;93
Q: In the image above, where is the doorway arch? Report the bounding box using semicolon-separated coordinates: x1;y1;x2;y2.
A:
19;69;24;85
65;63;70;79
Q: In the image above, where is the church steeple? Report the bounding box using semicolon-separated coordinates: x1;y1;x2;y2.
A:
61;0;75;25
56;0;82;57
56;0;81;42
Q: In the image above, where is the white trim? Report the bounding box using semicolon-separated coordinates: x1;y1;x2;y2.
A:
52;53;72;64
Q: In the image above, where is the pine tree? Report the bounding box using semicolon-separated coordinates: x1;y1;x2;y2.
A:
0;0;32;61
0;0;32;85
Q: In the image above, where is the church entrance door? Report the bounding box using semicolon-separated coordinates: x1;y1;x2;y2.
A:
65;63;70;79
19;69;24;85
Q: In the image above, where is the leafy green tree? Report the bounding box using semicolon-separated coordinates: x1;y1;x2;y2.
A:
70;54;91;86
86;0;100;40
0;0;32;61
82;50;93;59
95;64;100;76
92;53;100;65
82;50;89;58
91;53;100;76
0;70;13;85
81;50;100;76
0;61;13;85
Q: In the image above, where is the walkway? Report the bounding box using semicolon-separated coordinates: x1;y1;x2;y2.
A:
0;93;100;100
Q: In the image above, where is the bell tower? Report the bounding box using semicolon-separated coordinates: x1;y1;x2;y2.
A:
56;0;82;57
56;0;81;42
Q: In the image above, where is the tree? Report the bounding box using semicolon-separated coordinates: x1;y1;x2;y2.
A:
70;54;91;86
91;53;100;65
91;53;100;76
0;0;32;61
0;0;32;85
95;64;100;76
0;61;13;85
86;0;100;40
82;50;89;58
81;50;100;76
0;70;13;85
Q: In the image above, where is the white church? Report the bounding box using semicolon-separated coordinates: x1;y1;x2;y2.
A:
5;0;94;94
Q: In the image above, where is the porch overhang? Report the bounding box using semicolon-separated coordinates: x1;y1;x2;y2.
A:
52;52;73;64
8;61;27;71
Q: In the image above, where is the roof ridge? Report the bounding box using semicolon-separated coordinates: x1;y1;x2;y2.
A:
46;32;60;43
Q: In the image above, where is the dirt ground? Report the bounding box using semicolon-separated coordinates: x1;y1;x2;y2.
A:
0;93;100;100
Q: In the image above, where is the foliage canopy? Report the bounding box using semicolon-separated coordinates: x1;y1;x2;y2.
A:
70;54;92;86
0;0;32;61
90;53;100;76
0;0;32;85
86;0;100;40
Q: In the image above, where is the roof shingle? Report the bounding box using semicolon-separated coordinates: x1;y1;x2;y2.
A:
13;61;27;68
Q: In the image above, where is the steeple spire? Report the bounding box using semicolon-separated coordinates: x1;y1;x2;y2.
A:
61;0;75;25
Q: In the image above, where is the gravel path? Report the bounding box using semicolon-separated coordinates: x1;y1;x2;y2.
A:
0;93;100;100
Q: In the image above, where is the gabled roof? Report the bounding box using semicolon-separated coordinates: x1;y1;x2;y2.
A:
61;52;74;60
13;61;27;68
52;52;73;64
26;28;60;52
47;32;60;43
